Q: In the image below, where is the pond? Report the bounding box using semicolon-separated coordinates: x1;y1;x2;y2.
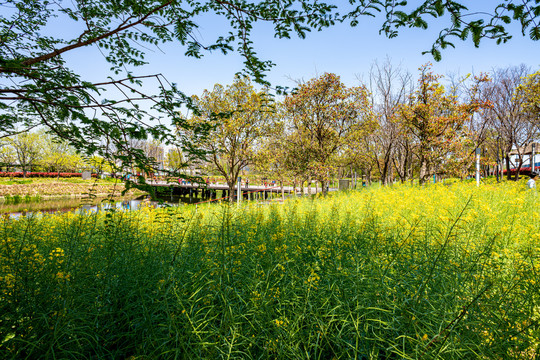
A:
0;188;305;218
0;194;203;218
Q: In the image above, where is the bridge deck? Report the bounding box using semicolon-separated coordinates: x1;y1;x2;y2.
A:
148;182;328;194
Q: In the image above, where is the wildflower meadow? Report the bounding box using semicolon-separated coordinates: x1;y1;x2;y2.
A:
1;182;539;359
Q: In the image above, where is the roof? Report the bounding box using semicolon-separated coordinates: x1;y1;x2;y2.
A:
508;142;540;156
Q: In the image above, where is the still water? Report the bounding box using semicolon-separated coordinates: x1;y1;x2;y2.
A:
0;195;202;218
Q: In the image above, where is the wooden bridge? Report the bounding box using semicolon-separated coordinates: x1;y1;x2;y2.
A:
146;181;330;202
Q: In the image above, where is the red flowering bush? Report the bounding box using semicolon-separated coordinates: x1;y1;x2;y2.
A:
502;166;534;176
0;172;97;178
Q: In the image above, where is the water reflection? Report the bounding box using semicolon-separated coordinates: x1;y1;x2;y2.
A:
0;195;200;218
77;199;152;214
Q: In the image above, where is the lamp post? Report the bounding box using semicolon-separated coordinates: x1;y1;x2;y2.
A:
476;148;481;187
532;143;536;174
496;136;500;183
237;176;242;205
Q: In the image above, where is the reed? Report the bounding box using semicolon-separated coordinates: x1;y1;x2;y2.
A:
0;182;538;359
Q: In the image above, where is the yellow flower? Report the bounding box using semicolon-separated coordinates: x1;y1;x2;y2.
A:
56;272;71;281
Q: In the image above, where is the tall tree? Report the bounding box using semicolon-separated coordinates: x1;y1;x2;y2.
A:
398;65;485;184
366;59;413;185
516;70;540;120
339;125;378;186
481;65;534;180
281;130;316;194
441;73;492;180
284;73;372;194
186;76;274;200
252;119;296;195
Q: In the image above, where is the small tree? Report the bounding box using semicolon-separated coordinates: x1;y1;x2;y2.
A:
0;142;16;172
41;132;82;176
7;132;43;177
87;156;114;177
165;147;186;173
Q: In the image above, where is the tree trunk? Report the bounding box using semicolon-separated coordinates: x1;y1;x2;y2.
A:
381;148;392;186
388;159;393;185
419;158;429;185
505;154;512;181
226;179;235;202
393;157;406;183
514;157;523;181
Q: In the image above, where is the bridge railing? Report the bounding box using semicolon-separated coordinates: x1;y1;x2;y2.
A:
193;186;284;205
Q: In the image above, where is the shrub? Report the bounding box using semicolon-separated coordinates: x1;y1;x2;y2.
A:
0;172;98;178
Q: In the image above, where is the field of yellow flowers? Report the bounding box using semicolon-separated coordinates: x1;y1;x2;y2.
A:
1;182;539;359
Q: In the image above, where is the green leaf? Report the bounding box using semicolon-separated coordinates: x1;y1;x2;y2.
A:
530;26;540;40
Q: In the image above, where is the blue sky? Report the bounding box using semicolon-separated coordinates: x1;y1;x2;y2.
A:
60;6;539;99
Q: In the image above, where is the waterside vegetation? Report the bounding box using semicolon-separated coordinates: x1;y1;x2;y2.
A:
1;182;538;359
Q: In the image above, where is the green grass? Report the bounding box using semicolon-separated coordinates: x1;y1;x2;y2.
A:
0;179;34;185
1;194;42;205
0;177;124;185
0;182;539;359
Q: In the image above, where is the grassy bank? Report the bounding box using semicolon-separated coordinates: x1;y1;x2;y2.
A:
1;183;539;358
0;178;142;198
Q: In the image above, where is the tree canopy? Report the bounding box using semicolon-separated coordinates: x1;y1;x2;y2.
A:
284;73;372;192
517;70;540;118
186;76;273;200
1;0;538;175
398;65;488;184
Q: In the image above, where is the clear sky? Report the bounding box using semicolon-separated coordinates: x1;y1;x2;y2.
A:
60;6;540;99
